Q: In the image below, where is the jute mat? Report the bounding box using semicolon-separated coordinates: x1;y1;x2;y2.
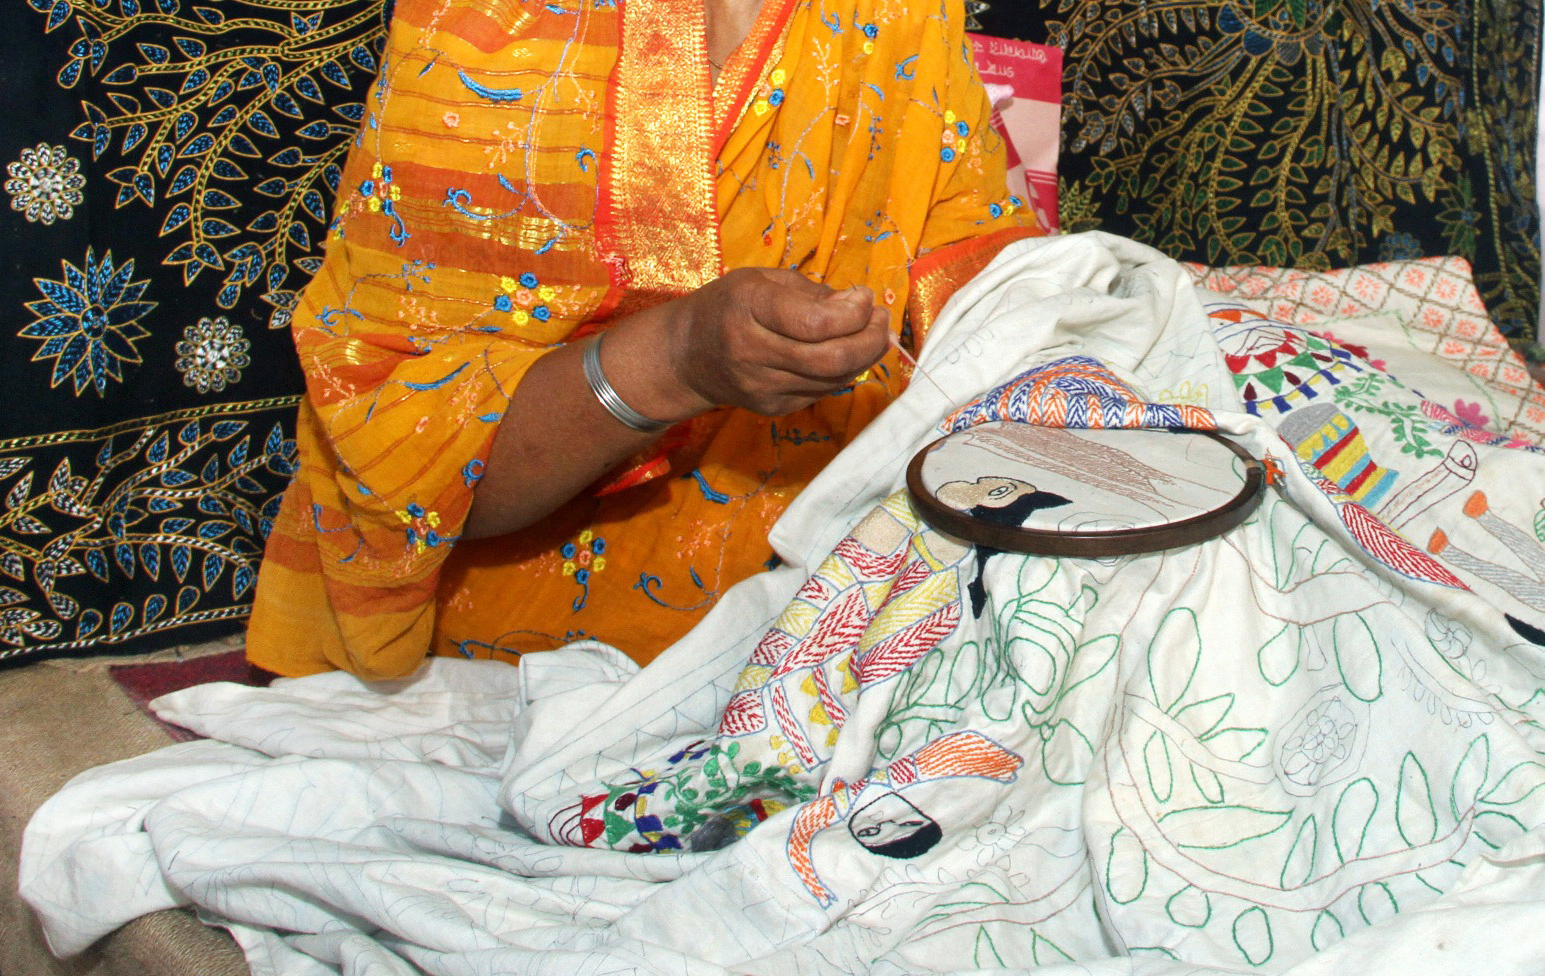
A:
1;637;250;976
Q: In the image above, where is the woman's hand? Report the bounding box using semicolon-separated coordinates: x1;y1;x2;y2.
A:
663;268;892;417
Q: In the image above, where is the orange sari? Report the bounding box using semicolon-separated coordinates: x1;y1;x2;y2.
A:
247;0;1039;679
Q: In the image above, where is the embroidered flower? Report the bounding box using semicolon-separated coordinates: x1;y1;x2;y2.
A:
1452;399;1491;430
397;502;443;555
21;249;155;396
1280;697;1358;788
495;294;513;312
361;162;407;243
362;162;401;212
5;143;85;225
519;271;539;289
1419;400;1533;450
174;316;252;394
562;529;606;609
1378;231;1422;262
770;68;787;86
940;147;956;162
769;89;785;106
972;819;1029;867
532;305;551;321
1425;609;1472;661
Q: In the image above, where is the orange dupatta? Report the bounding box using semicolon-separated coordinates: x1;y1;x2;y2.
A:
247;0;1039;679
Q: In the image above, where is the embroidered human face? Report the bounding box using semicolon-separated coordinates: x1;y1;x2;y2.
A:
848;792;941;857
936;476;1037;512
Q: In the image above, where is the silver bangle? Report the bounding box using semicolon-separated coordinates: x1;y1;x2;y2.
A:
581;334;672;434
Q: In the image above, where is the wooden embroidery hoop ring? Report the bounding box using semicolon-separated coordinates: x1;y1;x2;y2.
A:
906;425;1267;557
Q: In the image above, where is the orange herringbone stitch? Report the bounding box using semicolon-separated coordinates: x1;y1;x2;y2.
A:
912;730;1021;780
787;793;840;904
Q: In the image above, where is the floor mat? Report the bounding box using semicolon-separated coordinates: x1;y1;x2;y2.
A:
110;651;274;741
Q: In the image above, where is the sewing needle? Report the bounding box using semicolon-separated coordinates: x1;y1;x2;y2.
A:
888;331;951;400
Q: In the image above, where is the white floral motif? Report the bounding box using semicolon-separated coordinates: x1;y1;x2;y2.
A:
971;817;1030;867
175;316;252;394
1425;609;1472;660
5;143;86;225
1279;696;1358;788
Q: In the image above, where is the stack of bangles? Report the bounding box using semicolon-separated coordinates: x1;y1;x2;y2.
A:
581;333;673;434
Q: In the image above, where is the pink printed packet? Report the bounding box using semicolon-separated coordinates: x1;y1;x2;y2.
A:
969;33;1063;231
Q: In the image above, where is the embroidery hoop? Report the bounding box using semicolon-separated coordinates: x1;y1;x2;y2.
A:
906;423;1266;556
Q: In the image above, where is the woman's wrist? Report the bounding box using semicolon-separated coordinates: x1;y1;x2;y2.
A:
596;298;715;425
582;335;673;433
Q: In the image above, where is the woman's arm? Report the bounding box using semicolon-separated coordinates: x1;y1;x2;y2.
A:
462;268;889;538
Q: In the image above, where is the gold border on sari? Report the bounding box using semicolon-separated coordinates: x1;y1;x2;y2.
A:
598;0;723;296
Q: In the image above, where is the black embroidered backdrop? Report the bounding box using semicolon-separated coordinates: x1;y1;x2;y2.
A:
0;0;387;666
974;0;1543;346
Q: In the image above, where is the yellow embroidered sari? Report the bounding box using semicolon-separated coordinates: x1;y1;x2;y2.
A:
247;0;1039;679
